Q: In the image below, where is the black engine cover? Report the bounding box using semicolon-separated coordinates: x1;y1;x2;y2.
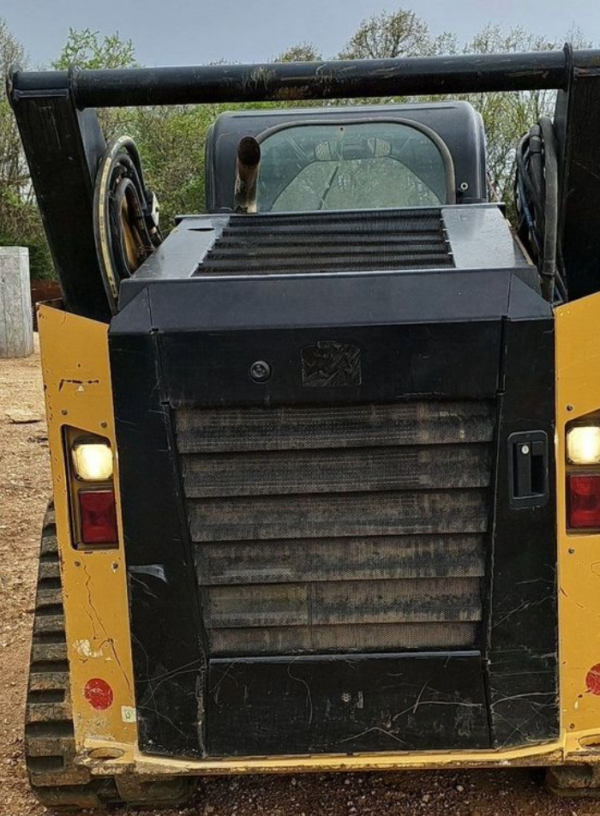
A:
109;263;557;759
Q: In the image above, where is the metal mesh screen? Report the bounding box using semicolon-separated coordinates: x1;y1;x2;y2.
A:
196;210;453;276
175;401;494;656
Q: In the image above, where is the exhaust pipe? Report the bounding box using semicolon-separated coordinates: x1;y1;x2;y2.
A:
234;136;261;213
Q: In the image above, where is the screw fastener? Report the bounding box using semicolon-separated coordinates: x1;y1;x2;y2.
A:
249;360;271;383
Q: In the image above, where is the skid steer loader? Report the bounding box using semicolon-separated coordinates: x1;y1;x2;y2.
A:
8;45;600;808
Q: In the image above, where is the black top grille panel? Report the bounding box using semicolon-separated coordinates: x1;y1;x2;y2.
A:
196;209;454;276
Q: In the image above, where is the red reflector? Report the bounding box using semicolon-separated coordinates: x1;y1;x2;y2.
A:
587;665;600;696
79;490;118;544
84;678;114;710
568;474;600;529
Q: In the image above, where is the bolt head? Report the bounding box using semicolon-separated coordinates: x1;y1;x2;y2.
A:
249;360;271;383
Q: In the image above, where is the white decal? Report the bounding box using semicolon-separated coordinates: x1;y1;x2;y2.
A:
121;706;137;723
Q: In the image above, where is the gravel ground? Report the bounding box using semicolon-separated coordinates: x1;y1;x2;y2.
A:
0;341;597;815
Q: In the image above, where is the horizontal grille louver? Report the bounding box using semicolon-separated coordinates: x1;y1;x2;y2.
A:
175;401;494;657
197;209;454;276
189;490;489;541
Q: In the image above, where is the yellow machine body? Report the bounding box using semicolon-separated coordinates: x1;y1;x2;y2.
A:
36;291;600;781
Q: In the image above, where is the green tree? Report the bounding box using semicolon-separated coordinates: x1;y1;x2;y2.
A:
133;105;213;226
0;18;53;278
52;28;137;70
0;18;26;196
276;43;322;62
338;9;453;59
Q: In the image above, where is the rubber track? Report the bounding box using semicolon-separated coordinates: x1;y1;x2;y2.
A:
24;506;122;810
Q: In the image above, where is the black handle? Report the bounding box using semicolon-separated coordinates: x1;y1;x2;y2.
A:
509;431;549;508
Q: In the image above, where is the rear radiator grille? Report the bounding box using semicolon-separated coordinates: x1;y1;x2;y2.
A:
175;401;494;656
196;209;454;275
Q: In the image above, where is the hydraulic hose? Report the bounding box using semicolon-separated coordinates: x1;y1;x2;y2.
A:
93;136;162;313
515;116;566;303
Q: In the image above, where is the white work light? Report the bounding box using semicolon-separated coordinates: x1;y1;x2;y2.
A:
567;425;600;466
71;441;114;482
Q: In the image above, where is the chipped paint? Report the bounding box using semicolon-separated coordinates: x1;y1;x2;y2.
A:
74;639;105;659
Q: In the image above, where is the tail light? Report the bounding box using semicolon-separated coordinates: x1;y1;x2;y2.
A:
567;474;600;530
79;490;118;544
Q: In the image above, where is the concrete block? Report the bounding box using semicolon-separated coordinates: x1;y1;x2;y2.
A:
0;247;34;358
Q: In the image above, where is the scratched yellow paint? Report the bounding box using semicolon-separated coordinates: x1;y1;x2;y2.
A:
38;304;137;748
36;298;600;778
80;740;566;777
555;292;600;741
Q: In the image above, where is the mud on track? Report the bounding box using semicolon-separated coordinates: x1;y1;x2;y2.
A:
0;342;594;816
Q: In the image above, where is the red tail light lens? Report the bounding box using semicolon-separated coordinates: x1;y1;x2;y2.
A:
568;474;600;529
79;490;118;544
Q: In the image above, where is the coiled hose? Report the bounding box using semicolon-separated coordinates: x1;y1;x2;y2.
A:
93;136;162;313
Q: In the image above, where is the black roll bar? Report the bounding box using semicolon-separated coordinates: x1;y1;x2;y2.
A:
10;48;596;109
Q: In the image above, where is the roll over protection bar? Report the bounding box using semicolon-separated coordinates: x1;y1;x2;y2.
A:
8;47;599;108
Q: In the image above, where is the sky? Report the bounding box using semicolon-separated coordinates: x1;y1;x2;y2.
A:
1;0;597;68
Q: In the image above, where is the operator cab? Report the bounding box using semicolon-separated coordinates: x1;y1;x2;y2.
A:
205;102;488;212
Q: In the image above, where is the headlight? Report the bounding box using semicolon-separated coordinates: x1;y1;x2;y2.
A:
72;441;114;481
567;425;600;465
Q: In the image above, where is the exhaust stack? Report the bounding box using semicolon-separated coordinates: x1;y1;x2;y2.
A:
234;136;261;213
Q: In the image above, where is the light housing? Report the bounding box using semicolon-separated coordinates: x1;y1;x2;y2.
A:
567;424;600;466
71;440;113;482
567;474;600;529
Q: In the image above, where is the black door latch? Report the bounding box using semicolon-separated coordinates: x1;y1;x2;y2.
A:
508;431;549;508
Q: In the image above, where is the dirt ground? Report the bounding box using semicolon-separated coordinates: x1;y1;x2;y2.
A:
0;341;598;816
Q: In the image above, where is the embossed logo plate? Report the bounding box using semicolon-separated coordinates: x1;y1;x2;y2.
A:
301;341;362;388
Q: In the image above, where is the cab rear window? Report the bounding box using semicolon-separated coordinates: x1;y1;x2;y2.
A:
257;121;449;212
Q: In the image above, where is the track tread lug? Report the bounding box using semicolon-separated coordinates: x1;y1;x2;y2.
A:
29;671;70;692
31;642;68;662
38;560;61;581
